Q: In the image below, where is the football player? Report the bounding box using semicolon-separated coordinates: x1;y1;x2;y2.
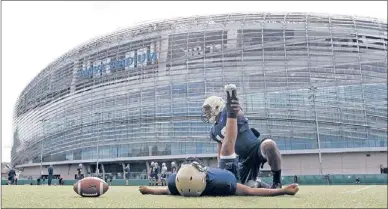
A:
160;163;168;186
202;85;283;188
155;162;161;186
139;86;299;197
138;158;298;197
148;162;158;186
171;161;178;174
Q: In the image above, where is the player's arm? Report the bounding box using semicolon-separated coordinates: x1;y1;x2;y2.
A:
220;84;239;156
235;183;299;196
221;117;238;156
217;142;222;162
138;186;170;195
139;173;181;195
210;131;223;162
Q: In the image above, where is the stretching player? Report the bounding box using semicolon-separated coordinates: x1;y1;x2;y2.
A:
138;158;298;197
202;85;283;188
148;162;158;186
138;85;299;197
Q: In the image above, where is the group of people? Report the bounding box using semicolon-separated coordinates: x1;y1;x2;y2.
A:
139;84;300;197
7;164;63;186
148;161;178;186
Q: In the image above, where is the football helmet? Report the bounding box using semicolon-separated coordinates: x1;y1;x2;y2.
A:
175;159;207;197
201;96;225;123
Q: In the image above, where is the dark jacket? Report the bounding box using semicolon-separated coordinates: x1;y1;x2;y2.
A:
8;169;16;178
48;166;54;175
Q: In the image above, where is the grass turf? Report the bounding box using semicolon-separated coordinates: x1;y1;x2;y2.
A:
1;185;387;208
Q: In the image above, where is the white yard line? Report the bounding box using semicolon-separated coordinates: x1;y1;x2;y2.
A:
341;185;376;194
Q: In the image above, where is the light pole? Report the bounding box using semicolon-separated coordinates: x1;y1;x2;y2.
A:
40;118;47;176
308;86;323;174
95;112;101;175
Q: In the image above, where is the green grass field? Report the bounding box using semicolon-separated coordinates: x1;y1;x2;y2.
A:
1;185;387;208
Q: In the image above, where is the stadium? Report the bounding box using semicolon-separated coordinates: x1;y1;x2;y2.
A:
11;12;387;180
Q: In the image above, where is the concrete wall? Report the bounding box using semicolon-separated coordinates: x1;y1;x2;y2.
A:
18;151;387;178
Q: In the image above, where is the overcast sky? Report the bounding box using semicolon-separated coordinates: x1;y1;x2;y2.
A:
2;1;387;163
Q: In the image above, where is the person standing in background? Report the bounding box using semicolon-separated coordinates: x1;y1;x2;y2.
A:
8;166;16;185
294;175;298;184
125;164;130;186
355;177;360;184
155;162;161;186
77;164;83;180
149;162;157;186
15;172;18;185
171;161;178;174
48;164;54;186
160;163;168;186
324;174;331;185
109;173;113;185
59;176;64;185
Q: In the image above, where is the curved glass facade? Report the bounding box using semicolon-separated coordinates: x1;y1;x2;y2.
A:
12;13;387;165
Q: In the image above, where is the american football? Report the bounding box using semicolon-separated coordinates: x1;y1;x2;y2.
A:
73;177;109;197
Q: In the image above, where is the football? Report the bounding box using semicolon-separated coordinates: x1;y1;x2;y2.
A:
73;177;109;197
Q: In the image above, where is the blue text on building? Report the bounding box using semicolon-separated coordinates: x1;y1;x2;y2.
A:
78;51;159;78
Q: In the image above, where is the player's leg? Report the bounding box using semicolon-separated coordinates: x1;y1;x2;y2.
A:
259;138;283;188
163;174;167;186
156;175;160;186
239;161;271;188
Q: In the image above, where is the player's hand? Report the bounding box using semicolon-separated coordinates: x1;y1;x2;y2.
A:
282;184;299;195
224;84;240;118
138;186;151;195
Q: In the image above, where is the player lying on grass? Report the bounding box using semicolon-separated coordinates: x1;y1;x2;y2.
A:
139;85;299;197
202;85;283;188
138;158;299;197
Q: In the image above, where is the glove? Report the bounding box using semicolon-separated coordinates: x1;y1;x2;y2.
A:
224;84;240;119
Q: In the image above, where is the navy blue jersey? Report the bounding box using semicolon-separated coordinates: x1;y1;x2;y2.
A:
151;167;158;176
48;167;54;175
210;109;259;159
8;169;15;178
167;168;237;196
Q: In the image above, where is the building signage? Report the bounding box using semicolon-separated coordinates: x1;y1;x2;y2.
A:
77;51;159;78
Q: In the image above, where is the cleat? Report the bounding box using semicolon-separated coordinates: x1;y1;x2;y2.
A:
224;84;239;118
224;84;237;101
